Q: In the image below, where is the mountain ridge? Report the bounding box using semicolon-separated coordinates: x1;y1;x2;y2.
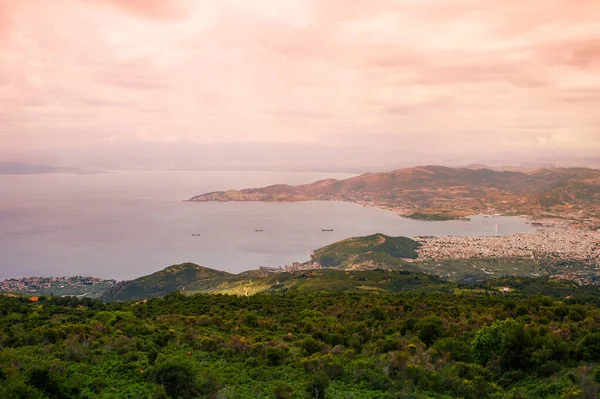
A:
189;165;600;222
100;263;233;301
0;162;99;175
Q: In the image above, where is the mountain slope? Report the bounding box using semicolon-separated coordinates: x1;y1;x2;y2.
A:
311;234;421;269
100;261;600;302
100;263;233;301
189;166;600;219
100;262;454;301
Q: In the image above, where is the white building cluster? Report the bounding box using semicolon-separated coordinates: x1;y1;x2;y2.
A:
416;230;600;265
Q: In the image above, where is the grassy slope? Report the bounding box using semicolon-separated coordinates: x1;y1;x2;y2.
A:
100;262;600;303
101;267;455;301
101;263;233;301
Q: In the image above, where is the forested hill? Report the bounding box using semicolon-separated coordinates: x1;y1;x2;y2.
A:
189;166;600;218
5;283;600;398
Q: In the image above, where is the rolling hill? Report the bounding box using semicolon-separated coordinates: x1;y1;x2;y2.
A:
310;234;421;269
100;263;453;301
100;263;234;301
100;261;600;302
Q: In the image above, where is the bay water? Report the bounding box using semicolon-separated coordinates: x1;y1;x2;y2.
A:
0;170;536;280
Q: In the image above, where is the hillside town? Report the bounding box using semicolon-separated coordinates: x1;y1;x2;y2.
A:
0;276;116;296
260;262;323;273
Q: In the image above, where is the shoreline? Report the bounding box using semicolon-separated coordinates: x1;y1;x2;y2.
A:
189;196;596;230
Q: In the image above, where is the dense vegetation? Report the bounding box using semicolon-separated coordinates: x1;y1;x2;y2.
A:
4;275;600;398
405;213;460;221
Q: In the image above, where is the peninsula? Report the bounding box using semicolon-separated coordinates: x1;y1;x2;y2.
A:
188;165;600;229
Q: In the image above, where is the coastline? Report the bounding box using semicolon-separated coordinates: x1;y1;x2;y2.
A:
189;194;597;231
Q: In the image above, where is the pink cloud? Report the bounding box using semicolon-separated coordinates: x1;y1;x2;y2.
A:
1;0;600;153
85;0;186;20
540;39;600;68
0;0;19;39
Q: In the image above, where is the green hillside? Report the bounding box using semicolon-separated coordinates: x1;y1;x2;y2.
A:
101;265;454;301
100;260;596;303
99;233;585;301
100;263;233;301
213;269;455;296
311;234;422;269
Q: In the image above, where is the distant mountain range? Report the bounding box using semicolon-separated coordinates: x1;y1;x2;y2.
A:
3;142;599;173
0;162;98;175
189;165;600;219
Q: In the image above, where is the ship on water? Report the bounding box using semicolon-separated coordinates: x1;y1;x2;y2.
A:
192;233;201;237
322;229;334;232
255;229;263;232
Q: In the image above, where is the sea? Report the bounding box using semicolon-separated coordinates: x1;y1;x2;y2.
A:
0;170;537;280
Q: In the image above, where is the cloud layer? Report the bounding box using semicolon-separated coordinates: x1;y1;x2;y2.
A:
1;0;599;153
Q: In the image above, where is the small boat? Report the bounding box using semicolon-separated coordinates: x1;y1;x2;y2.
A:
322;229;334;232
192;234;201;237
255;229;263;232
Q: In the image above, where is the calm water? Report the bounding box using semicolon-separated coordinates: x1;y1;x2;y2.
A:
0;171;537;280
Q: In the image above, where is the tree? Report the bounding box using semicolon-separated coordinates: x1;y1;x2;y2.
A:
149;358;200;399
307;371;330;399
472;318;517;364
578;332;600;361
416;316;443;346
273;380;293;399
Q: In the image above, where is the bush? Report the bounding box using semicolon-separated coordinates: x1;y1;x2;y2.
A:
273;380;294;399
149;358;200;399
307;371;330;399
433;337;472;362
578;333;600;361
416;316;443;346
472;318;517;364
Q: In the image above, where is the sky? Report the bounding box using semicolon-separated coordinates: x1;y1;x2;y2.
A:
1;0;600;156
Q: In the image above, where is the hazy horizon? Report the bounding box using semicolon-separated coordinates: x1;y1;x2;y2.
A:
2;0;599;165
2;142;600;173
